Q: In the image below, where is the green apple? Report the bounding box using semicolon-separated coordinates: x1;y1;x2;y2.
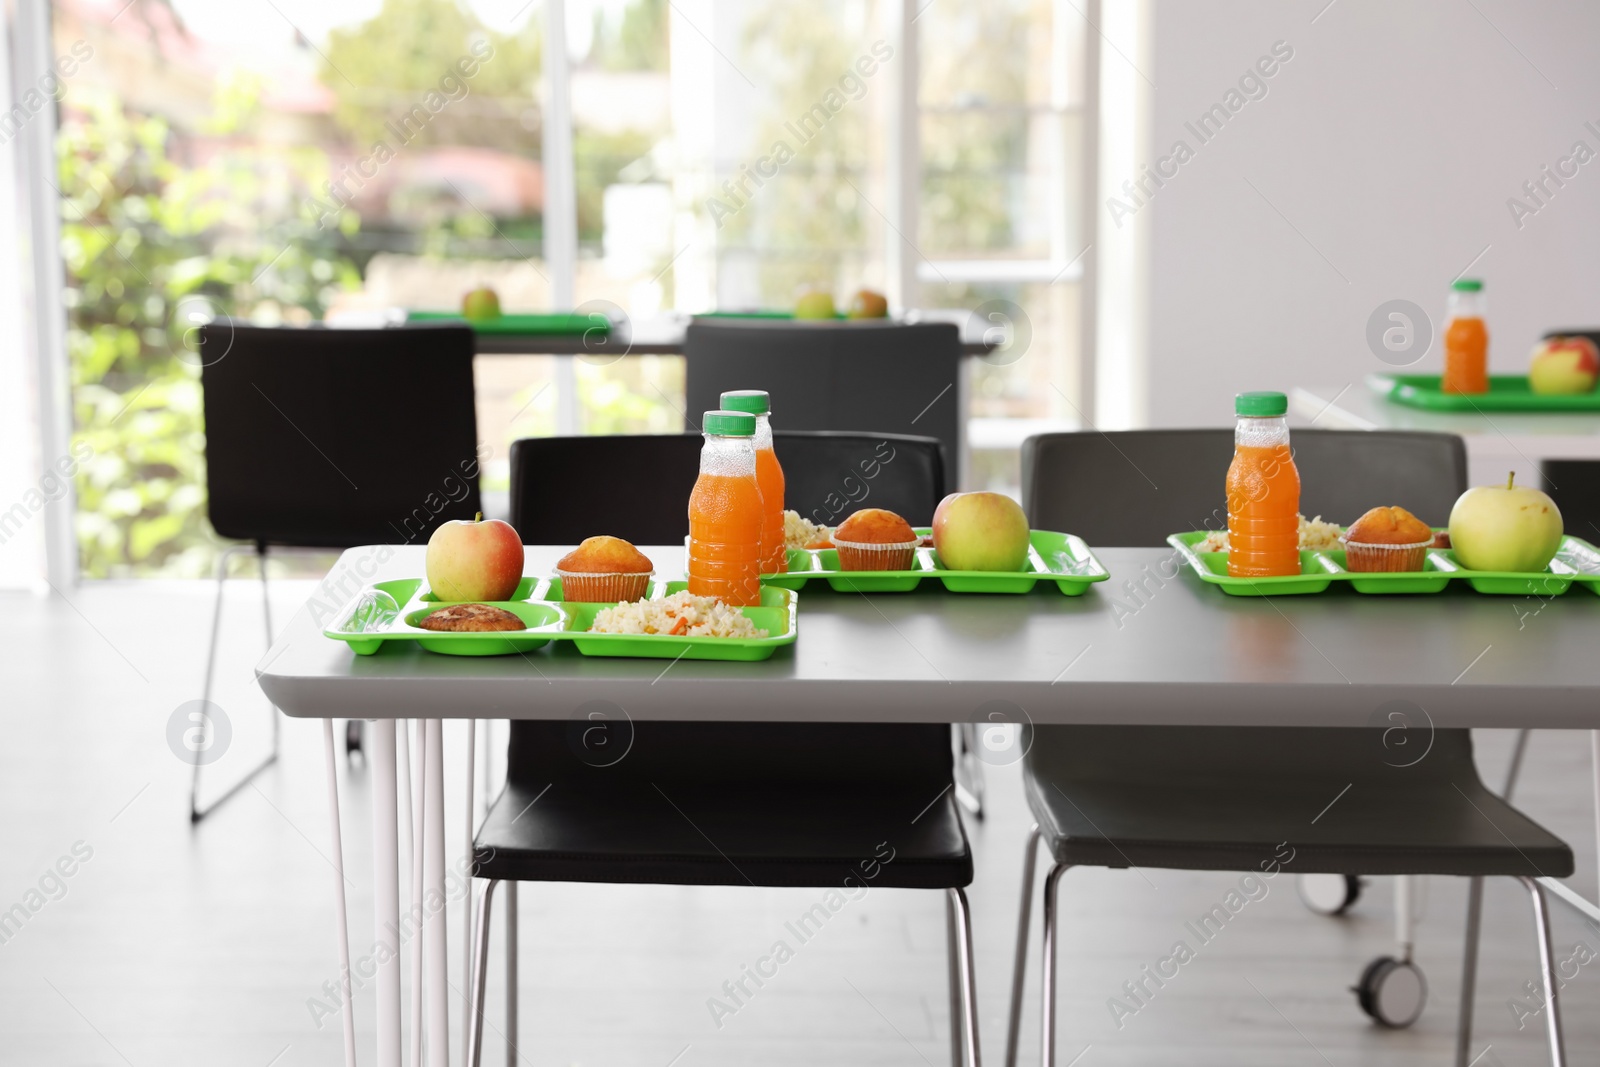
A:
932;491;1031;571
1529;336;1599;394
461;286;502;321
846;289;888;318
1447;472;1564;573
794;290;837;320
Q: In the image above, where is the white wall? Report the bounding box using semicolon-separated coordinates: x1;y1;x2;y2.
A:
1137;0;1600;427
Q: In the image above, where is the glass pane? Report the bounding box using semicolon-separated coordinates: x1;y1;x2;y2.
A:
56;0;542;576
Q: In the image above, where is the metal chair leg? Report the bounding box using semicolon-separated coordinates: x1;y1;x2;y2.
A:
466;878;500;1067
1455;728;1533;1066
947;890;965;1067
191;542;280;822
1005;824;1041;1067
505;881;518;1067
1040;864;1069;1067
1518;876;1567;1067
946;887;982;1067
955;724;986;819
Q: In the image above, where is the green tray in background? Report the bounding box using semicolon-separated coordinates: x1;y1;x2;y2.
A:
325;577;797;660
1167;530;1600;597
407;310;608;337
1368;373;1600;412
761;528;1109;595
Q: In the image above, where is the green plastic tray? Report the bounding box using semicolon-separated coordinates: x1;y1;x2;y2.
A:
759;528;1109;595
324;577;797;659
407;311;608;337
1168;530;1600;597
1369;373;1600;412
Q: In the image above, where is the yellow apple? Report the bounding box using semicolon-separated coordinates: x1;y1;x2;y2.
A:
1447;473;1563;573
461;287;502;321
794;290;837;320
932;492;1031;571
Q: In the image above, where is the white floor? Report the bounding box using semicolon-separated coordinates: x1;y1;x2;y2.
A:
0;577;1595;1066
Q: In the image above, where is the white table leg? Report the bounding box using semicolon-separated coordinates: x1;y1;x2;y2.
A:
322;718;358;1067
372;720;401;1066
425;718;451;1066
1592;731;1600;896
461;718;476;1067
409;720;426;1067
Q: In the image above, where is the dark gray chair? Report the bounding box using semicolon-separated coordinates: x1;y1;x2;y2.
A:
1006;429;1570;1067
466;433;980;1067
684;320;962;476
197;322;480;815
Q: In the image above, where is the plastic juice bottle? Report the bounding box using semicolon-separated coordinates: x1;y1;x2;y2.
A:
687;410;764;606
1442;278;1488;395
720;389;786;574
1225;391;1301;578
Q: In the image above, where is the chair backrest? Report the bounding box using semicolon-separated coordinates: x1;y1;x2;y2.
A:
200;323;481;548
1542;459;1600;545
508;431;947;542
1021;428;1467;546
505;719;952;791
683;320;962;475
775;431;946;527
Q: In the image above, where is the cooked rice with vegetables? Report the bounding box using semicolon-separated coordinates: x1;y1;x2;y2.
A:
589;591;767;639
1196;515;1342;553
783;510;831;550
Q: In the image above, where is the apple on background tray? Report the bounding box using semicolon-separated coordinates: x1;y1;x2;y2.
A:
932;491;1031;572
1447;472;1564;573
847;289;889;319
461;286;502;322
1528;335;1599;395
426;514;524;601
794;290;837;320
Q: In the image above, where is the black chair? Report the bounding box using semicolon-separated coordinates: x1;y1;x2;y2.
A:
197;322;481;817
684;320;962;475
506;430;948;542
465;434;979;1067
1542;459;1600;547
1006;429;1570;1067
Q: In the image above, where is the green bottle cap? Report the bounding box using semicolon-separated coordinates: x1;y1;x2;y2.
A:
1452;278;1483;292
702;410;757;436
1235;391;1288;417
719;390;771;415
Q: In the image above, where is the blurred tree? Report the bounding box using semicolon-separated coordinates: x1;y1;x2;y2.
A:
61;80;359;577
592;0;669;72
320;0;542;153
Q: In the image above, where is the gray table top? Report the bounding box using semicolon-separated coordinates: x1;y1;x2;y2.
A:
256;545;1600;729
1291;382;1600;445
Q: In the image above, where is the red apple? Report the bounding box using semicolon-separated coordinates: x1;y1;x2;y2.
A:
1529;336;1599;395
932;491;1031;571
426;515;524;601
461;286;502;321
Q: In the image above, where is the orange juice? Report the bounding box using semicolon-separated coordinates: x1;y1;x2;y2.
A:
755;446;786;572
1442;279;1488;395
720;390;786;574
687;410;764;606
1226;392;1301;578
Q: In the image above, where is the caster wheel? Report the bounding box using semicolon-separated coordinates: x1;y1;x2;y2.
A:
1353;955;1427;1028
346;718;363;756
1298;873;1362;915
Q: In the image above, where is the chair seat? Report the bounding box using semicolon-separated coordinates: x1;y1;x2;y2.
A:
1024;730;1573;879
474;778;972;888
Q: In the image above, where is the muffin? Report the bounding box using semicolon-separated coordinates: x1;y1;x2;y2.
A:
556;536;655;601
1341;506;1434;572
833;508;919;571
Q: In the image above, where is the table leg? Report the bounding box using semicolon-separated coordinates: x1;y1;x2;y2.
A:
373;720;401;1066
461;718;476;1067
425;718;451;1066
1592;731;1599;900
409;720;427;1067
322;718;358;1067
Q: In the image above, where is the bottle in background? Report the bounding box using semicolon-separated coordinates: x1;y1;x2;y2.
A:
1226;391;1302;578
720;389;787;574
1442;278;1488;395
687;410;764;606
